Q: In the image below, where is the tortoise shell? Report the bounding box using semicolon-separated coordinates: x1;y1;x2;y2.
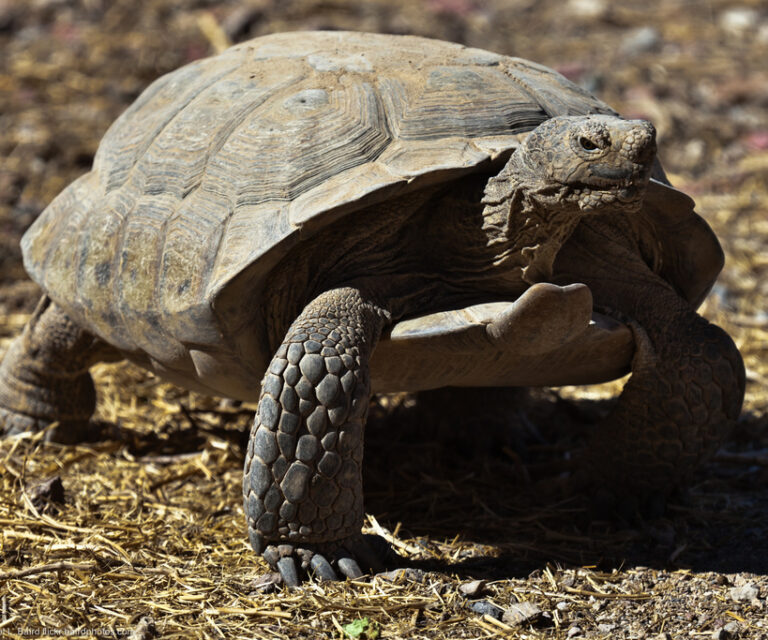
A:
20;31;721;398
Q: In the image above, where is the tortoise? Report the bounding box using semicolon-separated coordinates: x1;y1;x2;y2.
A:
0;31;744;584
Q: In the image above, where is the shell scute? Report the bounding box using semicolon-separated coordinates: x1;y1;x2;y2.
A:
22;31;615;375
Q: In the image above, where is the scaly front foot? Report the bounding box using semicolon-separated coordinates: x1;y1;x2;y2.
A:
261;534;391;585
243;287;390;584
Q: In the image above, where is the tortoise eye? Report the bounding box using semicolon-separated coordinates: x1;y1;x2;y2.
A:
579;136;599;151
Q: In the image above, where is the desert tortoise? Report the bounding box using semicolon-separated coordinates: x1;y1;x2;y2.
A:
0;31;744;584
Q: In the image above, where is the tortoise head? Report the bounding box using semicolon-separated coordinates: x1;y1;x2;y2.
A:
516;114;657;211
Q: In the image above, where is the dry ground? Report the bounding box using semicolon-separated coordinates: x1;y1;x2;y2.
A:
0;0;767;638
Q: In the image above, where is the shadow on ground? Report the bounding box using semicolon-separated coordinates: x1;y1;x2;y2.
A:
362;388;768;578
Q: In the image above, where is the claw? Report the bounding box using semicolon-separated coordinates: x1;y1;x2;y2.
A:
335;550;364;579
248;527;265;554
310;554;337;581
276;556;300;587
257;535;394;584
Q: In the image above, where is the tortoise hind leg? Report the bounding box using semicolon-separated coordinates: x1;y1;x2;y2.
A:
0;296;121;443
243;286;394;585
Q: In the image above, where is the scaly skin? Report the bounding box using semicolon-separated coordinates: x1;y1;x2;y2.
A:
555;216;745;515
0;297;118;442
243;287;390;584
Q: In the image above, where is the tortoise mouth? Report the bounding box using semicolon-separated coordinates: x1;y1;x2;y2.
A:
590;163;635;181
567;179;645;202
567;163;651;205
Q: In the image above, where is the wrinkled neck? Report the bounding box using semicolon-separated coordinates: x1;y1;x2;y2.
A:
479;160;585;287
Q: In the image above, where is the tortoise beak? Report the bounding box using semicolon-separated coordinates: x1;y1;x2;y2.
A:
590;164;634;181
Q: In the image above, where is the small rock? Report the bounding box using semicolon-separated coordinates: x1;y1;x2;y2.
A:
560;573;576;588
467;600;504;619
502;601;542;626
719;8;760;35
729;583;759;602
556;601;570;612
620;26;661;56
712;622;740;640
376;568;427;583
567;0;607;19
683;139;707;167
567;625;583;638
458;579;486;597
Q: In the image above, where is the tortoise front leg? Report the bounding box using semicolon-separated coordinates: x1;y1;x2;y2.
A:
555;219;745;516
578;295;744;516
0;296;121;442
243;287;391;585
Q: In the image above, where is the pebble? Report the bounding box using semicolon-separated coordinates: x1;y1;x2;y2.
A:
719;8;759;35
712;621;740;639
467;600;504;619
567;0;607;19
458;579;486;597
729;583;759;602
375;568;427;583
620;26;661;56
566;625;583;638
502;601;542;626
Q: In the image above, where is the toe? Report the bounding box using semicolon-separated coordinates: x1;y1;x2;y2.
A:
276;556;300;587
334;549;364;579
257;534;395;585
309;553;337;581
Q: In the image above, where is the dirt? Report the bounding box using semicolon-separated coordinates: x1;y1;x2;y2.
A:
0;0;767;638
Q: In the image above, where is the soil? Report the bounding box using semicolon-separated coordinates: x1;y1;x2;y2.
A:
0;0;767;638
